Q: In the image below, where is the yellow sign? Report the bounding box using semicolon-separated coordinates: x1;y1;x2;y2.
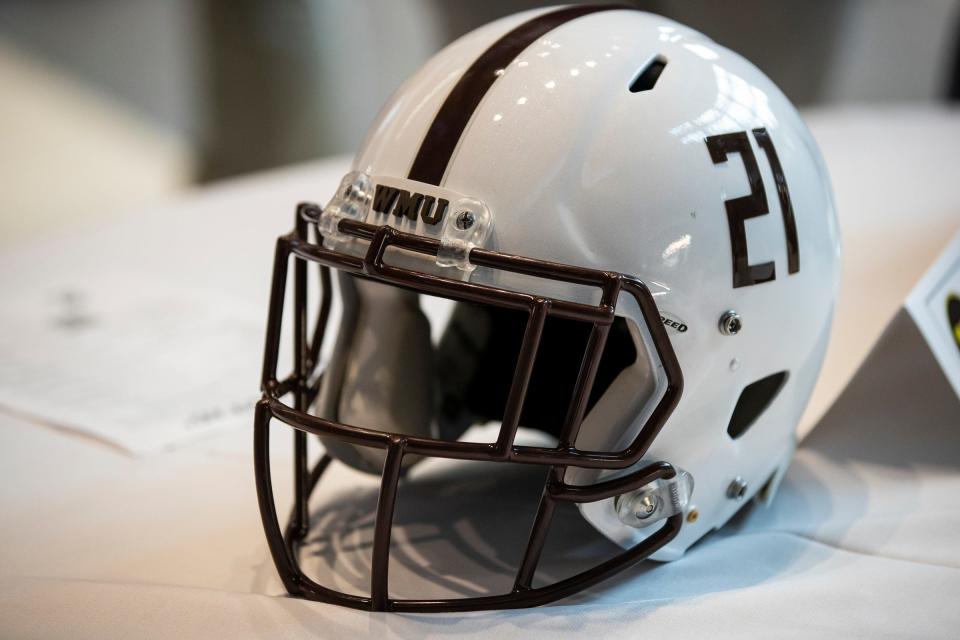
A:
949;294;960;351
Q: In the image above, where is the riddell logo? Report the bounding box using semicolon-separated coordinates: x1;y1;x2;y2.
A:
660;314;688;333
371;184;449;226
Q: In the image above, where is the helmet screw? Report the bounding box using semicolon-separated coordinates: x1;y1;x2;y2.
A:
686;507;699;524
455;210;475;230
634;494;659;519
726;477;748;500
718;310;742;336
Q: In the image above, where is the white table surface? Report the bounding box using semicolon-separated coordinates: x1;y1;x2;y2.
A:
1;106;959;638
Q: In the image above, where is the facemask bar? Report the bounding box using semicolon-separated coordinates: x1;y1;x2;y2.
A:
254;202;684;612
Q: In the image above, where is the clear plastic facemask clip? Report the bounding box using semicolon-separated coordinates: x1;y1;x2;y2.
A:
436;197;493;273
614;469;694;528
319;171;373;249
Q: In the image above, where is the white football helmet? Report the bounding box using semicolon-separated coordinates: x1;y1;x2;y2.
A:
255;5;841;612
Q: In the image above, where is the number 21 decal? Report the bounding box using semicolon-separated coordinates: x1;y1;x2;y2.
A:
705;128;800;289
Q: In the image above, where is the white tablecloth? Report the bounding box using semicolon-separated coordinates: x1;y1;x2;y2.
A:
1;107;959;638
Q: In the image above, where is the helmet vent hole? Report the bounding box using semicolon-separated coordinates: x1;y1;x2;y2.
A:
726;371;788;439
629;55;667;93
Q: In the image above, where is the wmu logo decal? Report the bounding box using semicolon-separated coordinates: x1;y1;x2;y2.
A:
948;293;960;353
372;184;449;226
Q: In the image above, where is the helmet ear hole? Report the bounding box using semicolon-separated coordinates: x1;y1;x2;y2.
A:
726;371;789;439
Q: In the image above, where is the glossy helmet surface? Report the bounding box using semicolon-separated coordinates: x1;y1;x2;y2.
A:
254;4;841;612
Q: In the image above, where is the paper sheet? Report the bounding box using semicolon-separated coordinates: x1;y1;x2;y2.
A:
0;271;264;453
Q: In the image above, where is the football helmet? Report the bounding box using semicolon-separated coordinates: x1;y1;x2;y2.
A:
254;5;841;612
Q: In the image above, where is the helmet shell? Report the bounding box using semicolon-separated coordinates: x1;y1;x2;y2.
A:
350;7;841;559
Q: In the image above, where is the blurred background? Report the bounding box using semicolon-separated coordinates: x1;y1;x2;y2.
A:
1;0;958;245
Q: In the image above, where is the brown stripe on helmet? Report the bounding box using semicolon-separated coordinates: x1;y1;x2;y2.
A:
407;4;632;186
